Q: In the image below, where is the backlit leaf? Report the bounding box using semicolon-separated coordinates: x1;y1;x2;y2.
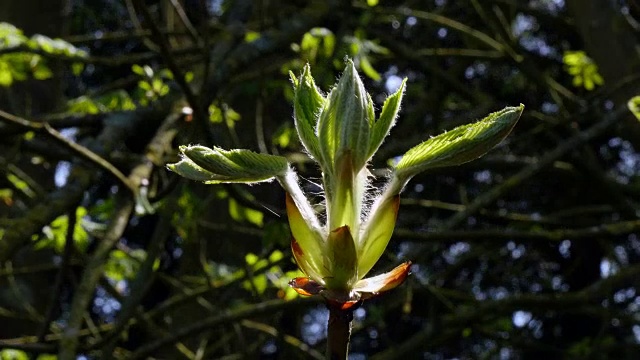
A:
395;105;523;183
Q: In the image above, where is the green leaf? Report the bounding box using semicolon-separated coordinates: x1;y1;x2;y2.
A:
33;206;89;253
628;96;640;121
368;78;406;160
325;225;358;290
317;59;372;171
0;60;13;87
286;193;326;284
358;196;400;277
272;122;296;148
228;198;264;227
0;349;28;360
395;105;523;183
67;96;100;114
563;50;603;91
104;249;145;282
291;64;325;162
359;55;380;81
244;31;261;43
184;71;194;83
169;145;289;184
166;158;222;182
72;62;84;76
131;64;145;76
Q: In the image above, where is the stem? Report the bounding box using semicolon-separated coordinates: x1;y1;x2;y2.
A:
278;168;322;232
326;302;355;360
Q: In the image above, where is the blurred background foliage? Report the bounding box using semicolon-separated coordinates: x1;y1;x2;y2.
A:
1;0;640;359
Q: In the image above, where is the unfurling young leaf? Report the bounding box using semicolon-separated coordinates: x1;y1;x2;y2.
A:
394;105;523;186
168;59;522;312
291;64;325;163
317;59;373;172
167;145;289;184
629;96;640;121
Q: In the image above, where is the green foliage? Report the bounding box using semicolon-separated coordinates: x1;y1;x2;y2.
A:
244;31;261;43
209;103;241;128
33;207;89;253
0;349;57;360
0;349;27;360
628;95;640;121
168;146;289;184
169;60;521;298
297;27;335;63
271;122;297;149
242;250;301;300
132;64;172;105
394;105;524;186
104;248;150;282
6;173;35;198
290;64;326;162
67;90;136;115
345;29;389;81
0;22;86;87
563;50;604;90
0;188;13;206
228;197;264;227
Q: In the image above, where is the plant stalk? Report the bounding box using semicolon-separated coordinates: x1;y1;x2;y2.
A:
326;302;355;360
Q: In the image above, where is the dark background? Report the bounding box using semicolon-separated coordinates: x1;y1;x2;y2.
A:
1;0;640;359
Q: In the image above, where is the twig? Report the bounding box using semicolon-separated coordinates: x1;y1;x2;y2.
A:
241;319;324;360
371;263;640;359
58;198;134;360
442;105;627;231
394;219;640;242
326;303;356;360
0;109;137;194
128;298;316;360
36;211;77;342
132;0;204;122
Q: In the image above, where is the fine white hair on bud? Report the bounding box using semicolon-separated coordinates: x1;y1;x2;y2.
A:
168;58;522;301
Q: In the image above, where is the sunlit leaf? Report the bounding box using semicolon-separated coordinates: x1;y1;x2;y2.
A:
359;55;380;81
395;105;523;184
0;60;13;86
358;196;400;277
563;50;604;91
353;261;411;294
104;249;146;282
0;349;28;360
169;146;289;184
317;59;372;170
368;78;406;160
325;226;358;290
628;96;640;121
244;31;261;43
7;173;35;198
228;198;264;227
286;193;326;283
291;64;325;162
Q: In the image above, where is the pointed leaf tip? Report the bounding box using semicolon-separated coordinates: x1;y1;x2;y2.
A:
289;277;324;296
286;193;325;283
174;145;289;184
368;78;407;160
292;64;324;162
395;105;523;182
353;261;412;295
